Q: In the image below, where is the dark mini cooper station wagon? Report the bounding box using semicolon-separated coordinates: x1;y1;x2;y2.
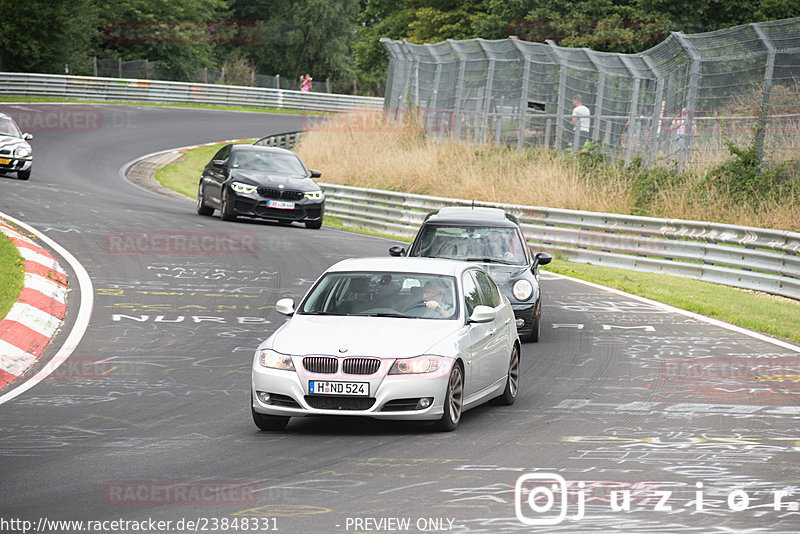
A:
196;144;325;229
390;207;552;341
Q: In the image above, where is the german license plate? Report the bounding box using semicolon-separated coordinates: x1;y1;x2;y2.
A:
266;200;294;210
0;158;9;165
309;380;368;396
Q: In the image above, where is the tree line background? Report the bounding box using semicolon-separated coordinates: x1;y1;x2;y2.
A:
1;0;798;96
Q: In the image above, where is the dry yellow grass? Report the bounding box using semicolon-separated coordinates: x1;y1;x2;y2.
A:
296;112;799;231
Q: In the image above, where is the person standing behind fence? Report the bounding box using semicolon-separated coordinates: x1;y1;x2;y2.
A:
300;74;312;92
571;95;591;151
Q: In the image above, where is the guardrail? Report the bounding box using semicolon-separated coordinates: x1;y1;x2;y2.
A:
0;72;383;114
319;182;800;300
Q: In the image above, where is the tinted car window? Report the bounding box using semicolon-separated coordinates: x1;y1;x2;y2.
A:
462;271;482;316
300;271;457;319
231;152;307;175
0;116;23;137
213;145;231;163
410;225;528;264
473;270;502;308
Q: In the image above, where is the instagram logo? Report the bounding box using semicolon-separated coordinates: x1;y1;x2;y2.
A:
515;474;584;525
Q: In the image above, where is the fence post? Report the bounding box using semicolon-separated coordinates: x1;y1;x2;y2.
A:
752;23;776;164
643;56;664;166
452;42;467;141
276;74;280;90
620;56;642;165
477;41;495;146
673;32;701;171
93;56;98;77
546;41;568;152
118;57;122;78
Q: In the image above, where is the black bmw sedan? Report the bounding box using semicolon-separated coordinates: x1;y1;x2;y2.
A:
196;144;324;229
389;207;552;342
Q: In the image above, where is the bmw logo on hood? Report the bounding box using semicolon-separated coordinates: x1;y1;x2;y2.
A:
338;347;348;353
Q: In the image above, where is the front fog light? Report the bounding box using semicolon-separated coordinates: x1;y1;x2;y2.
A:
516;318;525;328
416;397;433;409
256;391;270;403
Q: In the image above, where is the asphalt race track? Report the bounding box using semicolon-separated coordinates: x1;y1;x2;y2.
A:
1;103;799;533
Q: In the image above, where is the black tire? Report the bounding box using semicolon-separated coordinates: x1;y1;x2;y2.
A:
219;189;237;221
434;363;463;432
251;405;290;431
17;169;30;181
497;345;520;406
196;182;213;216
305;219;323;230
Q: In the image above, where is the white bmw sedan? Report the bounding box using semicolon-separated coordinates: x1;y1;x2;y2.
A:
251;257;521;431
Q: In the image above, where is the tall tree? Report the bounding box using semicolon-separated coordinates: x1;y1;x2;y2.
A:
239;0;360;87
96;0;231;81
0;0;99;73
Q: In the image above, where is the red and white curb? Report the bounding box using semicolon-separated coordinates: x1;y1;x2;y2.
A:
0;221;68;389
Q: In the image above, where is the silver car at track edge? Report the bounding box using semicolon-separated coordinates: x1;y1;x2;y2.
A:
251;257;521;432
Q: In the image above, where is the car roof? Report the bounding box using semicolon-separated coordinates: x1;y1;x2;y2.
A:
424;206;519;227
327;257;480;277
231;144;296;156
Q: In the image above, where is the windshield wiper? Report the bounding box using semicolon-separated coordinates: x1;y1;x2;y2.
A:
351;312;413;318
464;257;513;264
299;311;342;316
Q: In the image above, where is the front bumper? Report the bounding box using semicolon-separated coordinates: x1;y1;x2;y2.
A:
511;302;537;336
230;193;324;223
251;356;453;421
0;157;32;174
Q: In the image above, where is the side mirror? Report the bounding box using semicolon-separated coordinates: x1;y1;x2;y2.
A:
212;159;226;168
23;133;33;140
275;298;295;316
532;252;552;271
310;170;322;178
468;305;496;324
388;245;406;257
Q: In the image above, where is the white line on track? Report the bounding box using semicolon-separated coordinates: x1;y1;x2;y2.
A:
0;212;94;405
547;271;800;353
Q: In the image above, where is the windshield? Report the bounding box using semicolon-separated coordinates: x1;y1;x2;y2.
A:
0;117;23;138
231;152;307;175
299;271;458;319
409;225;528;265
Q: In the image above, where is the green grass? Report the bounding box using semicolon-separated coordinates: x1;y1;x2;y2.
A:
151;138;800;347
0;230;25;320
0;96;330;116
154;143;254;198
544;255;800;345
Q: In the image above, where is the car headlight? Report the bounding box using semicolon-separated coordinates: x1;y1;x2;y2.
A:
512;279;533;301
231;181;258;194
389;356;443;374
304;190;324;200
258;349;295;370
14;147;31;158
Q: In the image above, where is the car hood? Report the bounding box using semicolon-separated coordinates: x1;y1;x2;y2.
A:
269;315;461;358
479;263;530;283
229;170;317;190
0;135;29;151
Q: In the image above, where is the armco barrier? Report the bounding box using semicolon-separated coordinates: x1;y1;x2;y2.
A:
318;182;800;300
0;72;383;114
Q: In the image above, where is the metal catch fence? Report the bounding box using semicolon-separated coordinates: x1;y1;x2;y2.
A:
381;17;800;168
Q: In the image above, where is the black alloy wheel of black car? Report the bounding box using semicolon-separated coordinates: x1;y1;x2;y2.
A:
219;189;237;221
17;168;30;181
435;363;464;432
305;219;323;230
196;182;213;216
